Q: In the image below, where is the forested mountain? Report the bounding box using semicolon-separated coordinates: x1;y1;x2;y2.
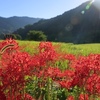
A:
0;16;41;34
15;0;100;43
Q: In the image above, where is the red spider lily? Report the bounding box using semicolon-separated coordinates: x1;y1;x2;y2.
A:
57;70;74;89
64;54;75;61
78;94;89;100
71;54;100;87
0;87;6;100
39;42;53;52
44;67;62;79
70;54;100;98
86;74;100;96
59;80;72;89
0;38;19;54
24;93;35;100
87;54;100;74
30;42;62;78
0;39;100;100
58;54;100;99
38;42;60;62
67;94;89;100
0;50;33;99
67;95;74;100
1;52;31;77
7;93;35;100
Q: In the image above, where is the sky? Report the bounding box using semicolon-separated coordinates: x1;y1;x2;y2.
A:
0;0;90;19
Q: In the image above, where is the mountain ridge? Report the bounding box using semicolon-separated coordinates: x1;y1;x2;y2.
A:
0;16;41;34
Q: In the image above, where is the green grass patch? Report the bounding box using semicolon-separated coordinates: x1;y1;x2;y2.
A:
17;40;100;55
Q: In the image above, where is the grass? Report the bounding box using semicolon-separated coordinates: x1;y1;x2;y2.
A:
59;43;100;55
18;40;39;54
18;40;100;55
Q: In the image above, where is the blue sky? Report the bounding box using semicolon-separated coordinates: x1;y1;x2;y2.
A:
0;0;89;19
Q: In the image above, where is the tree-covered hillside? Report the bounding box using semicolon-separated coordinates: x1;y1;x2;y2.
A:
14;0;100;43
0;16;41;34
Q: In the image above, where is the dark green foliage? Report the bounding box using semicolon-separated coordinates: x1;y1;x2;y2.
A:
13;34;22;40
16;34;22;40
0;33;22;40
27;30;47;41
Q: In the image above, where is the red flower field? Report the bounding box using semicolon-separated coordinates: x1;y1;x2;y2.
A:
0;39;100;100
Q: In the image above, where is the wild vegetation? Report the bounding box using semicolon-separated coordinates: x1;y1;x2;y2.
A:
18;40;100;55
0;39;100;100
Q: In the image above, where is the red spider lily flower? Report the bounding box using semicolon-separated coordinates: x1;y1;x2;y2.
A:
0;88;6;100
39;42;53;52
24;93;35;100
58;70;74;89
7;93;35;100
67;95;74;100
59;80;72;89
45;67;62;79
70;54;99;87
64;54;75;61
0;38;19;54
63;70;74;78
38;42;60;62
86;74;100;96
87;54;100;74
0;51;33;98
30;42;62;78
79;94;89;100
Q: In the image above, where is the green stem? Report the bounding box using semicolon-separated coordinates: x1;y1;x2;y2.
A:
47;78;51;100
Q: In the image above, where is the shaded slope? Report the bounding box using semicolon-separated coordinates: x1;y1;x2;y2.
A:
0;16;41;34
15;0;100;43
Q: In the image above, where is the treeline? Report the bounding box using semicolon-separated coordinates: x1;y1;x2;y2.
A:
0;30;47;41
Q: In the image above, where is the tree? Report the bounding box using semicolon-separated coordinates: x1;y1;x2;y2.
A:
27;30;47;41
